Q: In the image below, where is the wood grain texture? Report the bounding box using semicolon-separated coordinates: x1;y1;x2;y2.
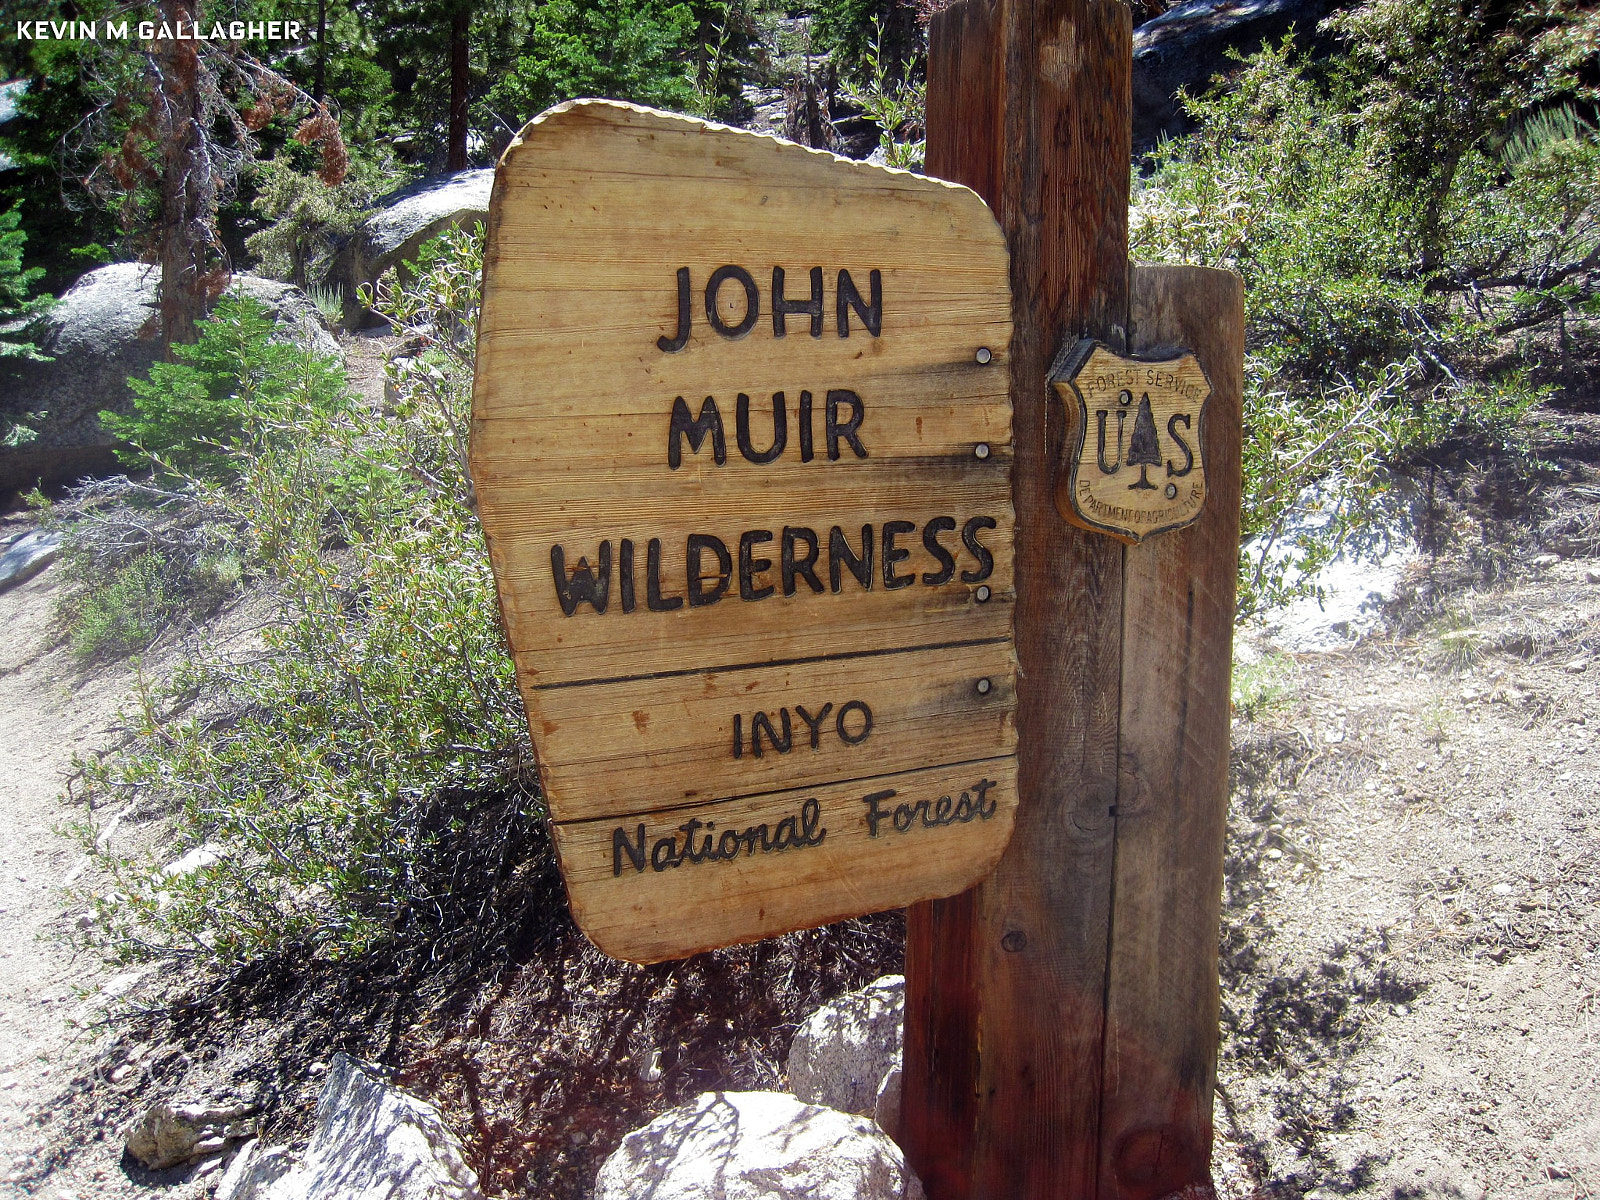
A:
1097;264;1242;1200
537;640;1016;820
902;0;1132;1196
556;757;1018;963
470;100;1019;963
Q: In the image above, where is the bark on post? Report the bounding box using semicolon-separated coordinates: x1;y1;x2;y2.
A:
902;1;1242;1197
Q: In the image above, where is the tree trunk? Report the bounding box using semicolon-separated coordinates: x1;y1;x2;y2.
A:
447;4;470;172
313;0;328;103
157;0;212;351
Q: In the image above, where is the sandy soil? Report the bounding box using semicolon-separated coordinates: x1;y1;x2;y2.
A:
0;523;173;1200
1214;556;1600;1199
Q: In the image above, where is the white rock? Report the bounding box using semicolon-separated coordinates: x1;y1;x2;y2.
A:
161;843;225;877
124;1099;258;1170
788;975;904;1116
228;1053;481;1200
0;530;62;591
593;1090;923;1200
332;170;492;323
874;1067;902;1140
216;1141;295;1200
0;264;338;492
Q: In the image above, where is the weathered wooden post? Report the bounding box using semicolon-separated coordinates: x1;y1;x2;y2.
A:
900;1;1244;1197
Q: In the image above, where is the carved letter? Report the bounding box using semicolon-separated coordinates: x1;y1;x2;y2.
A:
795;702;833;749
550;542;611;616
646;538;683;611
798;390;815;462
736;392;787;464
772;266;824;338
920;516;957;586
836;699;873;745
668;396;726;469
612;824;647;875
752;709;793;757
825;389;869;460
739;530;775;601
828;525;874;592
1166;412;1195;477
882;520;915;589
862;789;895;838
705;264;759;338
687;534;732;607
782;526;825;595
657;267;691;352
836;268;882;337
960;516;997;584
619;538;636;613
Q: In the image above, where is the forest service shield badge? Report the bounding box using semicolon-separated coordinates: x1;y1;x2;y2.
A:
1051;339;1212;543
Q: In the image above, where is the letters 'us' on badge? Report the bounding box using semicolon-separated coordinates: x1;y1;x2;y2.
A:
1051;340;1212;543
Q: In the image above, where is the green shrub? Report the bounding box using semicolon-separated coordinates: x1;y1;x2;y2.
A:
0;200;52;446
488;0;698;121
245;152;413;292
1132;34;1582;612
73;226;535;968
0;201;50;357
101;294;350;481
64;553;177;661
840;17;926;171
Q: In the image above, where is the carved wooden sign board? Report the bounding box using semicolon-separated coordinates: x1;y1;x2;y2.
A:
470;101;1018;964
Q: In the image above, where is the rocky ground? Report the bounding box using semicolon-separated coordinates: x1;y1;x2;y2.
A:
1;404;1597;1199
1212;413;1600;1200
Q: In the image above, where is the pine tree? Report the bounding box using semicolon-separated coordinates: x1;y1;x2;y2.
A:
0;203;50;361
1125;393;1162;490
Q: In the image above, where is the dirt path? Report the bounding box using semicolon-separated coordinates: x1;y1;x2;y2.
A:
0;536;152;1200
1215;552;1600;1199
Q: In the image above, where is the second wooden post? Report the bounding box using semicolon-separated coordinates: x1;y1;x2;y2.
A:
900;1;1244;1197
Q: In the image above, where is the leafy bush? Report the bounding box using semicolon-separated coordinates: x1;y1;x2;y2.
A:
72;227;535;968
245;154;406;292
0;199;53;447
1131;31;1590;612
488;0;698;121
64;553;179;661
840;17;926;170
100;295;349;481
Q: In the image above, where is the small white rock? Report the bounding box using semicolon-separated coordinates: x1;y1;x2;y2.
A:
593;1091;923;1200
788;976;904;1116
639;1049;663;1084
162;844;225;878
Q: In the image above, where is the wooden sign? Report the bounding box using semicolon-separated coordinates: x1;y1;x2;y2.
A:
470;100;1017;964
1051;339;1211;543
